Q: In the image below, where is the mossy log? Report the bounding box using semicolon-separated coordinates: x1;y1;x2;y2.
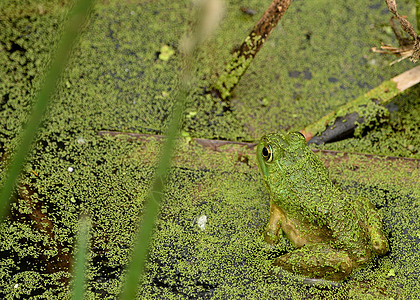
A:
301;65;420;144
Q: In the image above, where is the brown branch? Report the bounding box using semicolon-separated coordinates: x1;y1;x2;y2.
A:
97;130;419;164
211;0;292;99
0;153;71;285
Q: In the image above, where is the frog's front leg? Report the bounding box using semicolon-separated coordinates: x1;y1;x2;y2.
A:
274;243;355;281
264;201;284;244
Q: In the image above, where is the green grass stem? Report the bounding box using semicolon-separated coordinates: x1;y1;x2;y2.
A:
416;0;420;32
0;0;96;222
119;1;224;295
118;13;204;300
71;216;91;300
119;70;192;300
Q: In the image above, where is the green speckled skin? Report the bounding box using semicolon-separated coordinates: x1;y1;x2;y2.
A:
256;132;389;281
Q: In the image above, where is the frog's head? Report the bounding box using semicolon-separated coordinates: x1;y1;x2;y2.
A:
256;132;307;191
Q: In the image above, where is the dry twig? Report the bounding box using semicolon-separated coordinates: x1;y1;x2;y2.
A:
372;0;420;63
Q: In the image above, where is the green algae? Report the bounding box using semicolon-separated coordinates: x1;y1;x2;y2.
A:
1;0;417;153
139;142;419;299
0;0;419;299
3;131;418;298
158;45;175;62
0;0;95;221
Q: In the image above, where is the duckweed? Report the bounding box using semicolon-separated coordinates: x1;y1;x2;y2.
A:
0;0;419;299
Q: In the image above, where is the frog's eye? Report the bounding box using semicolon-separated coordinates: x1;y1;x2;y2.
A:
262;144;273;162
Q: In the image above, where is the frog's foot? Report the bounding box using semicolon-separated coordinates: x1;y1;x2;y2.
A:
273;243;354;281
264;229;279;245
264;201;284;245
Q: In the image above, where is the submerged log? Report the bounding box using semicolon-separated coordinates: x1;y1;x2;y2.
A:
212;0;292;100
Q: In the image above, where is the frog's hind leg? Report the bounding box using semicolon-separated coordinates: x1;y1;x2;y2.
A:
274;243;354;281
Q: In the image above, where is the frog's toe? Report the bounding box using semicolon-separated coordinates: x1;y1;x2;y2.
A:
302;277;343;287
372;236;389;255
264;230;279;245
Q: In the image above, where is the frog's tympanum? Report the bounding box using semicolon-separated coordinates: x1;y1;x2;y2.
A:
256;132;389;281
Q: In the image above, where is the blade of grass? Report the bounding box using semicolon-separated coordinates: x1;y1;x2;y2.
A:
119;34;194;299
0;0;96;222
119;1;224;298
71;216;91;300
119;85;188;300
416;0;420;32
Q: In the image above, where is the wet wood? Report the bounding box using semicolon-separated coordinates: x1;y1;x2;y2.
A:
300;65;420;144
393;64;420;91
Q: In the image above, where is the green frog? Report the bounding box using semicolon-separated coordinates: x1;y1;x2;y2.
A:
256;132;389;281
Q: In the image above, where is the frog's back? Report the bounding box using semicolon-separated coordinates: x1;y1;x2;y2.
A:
280;148;372;251
274;146;337;217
